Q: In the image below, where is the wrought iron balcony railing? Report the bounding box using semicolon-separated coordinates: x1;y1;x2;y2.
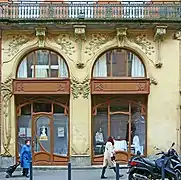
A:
0;1;181;21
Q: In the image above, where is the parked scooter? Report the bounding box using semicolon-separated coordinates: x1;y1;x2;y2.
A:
127;143;179;180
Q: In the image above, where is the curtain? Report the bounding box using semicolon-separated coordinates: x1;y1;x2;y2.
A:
35;51;49;78
58;58;68;78
93;54;107;77
131;54;145;77
18;58;28;78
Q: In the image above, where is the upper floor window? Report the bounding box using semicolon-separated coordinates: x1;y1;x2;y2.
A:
17;49;69;78
93;49;146;78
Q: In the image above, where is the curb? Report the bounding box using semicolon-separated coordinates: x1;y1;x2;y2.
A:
0;165;128;172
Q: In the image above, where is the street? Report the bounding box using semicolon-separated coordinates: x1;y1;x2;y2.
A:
0;169;128;180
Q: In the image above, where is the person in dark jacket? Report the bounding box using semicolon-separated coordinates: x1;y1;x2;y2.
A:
20;139;32;178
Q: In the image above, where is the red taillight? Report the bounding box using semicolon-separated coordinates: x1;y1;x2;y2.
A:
130;161;139;166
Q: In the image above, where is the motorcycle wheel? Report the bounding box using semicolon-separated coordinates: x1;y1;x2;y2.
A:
128;172;155;180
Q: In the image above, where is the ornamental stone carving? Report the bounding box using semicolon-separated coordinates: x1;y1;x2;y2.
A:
35;27;46;48
73;25;86;69
1;76;13;156
116;28;127;47
6;34;31;57
54;34;76;56
70;76;90;99
150;77;158;85
129;34;155;56
154;26;167;68
84;33;114;56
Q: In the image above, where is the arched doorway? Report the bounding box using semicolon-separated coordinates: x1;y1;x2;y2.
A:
91;48;149;164
14;49;70;165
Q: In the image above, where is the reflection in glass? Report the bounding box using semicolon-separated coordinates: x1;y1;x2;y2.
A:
53;114;68;156
131;108;146;155
18;115;31;156
111;114;128;152
17;50;69;78
33;103;51;113
93;107;108;155
93;49;145;78
35;116;50;153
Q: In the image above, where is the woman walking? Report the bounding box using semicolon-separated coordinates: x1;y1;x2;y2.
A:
20;139;32;178
101;136;123;179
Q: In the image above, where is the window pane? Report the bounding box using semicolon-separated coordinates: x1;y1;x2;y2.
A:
112;50;127;77
110;114;128;152
53;104;64;114
18;115;31;156
53;114;68;156
35;116;51;153
129;53;145;77
93;106;108;155
33;103;51;113
35;50;49;78
131;105;146;155
59;58;68;78
50;52;59;77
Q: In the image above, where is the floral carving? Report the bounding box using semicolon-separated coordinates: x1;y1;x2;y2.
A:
85;33;114;56
1;76;13;156
150;77;158;85
54;34;75;56
71;76;90;99
129;34;155;56
136;83;146;91
94;84;104;91
7;35;30;57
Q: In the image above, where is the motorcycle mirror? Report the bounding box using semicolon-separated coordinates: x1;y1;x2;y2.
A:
171;142;175;147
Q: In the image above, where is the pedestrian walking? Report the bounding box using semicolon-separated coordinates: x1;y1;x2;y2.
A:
20;139;32;178
101;136;124;179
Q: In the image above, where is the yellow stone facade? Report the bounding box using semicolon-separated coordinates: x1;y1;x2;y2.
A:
1;26;181;163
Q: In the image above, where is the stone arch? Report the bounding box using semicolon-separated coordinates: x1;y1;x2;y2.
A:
11;46;71;79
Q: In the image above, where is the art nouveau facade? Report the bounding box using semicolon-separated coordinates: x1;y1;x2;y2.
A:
0;1;181;166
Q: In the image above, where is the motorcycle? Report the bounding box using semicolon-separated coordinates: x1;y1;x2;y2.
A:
127;143;180;180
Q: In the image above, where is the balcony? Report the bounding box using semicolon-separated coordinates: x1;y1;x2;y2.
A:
0;1;181;22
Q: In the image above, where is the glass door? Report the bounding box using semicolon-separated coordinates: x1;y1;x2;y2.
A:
32;113;53;165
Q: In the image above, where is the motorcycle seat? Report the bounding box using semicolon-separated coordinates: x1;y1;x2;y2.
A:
143;158;156;167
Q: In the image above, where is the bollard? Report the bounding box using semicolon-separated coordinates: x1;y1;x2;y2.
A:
68;162;71;180
116;163;119;180
161;159;165;180
29;161;33;180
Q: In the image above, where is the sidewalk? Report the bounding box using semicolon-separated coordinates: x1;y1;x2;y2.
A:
0;168;128;180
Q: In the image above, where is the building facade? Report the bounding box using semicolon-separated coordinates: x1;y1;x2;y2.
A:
0;0;181;166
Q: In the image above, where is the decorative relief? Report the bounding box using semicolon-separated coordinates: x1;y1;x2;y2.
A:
116;28;128;47
6;34;31;57
70;76;90;99
35;27;46;48
137;83;146;91
53;34;76;56
85;33;114;56
150;77;158;85
16;83;24;91
1;76;13;156
71;126;89;155
73;25;86;69
154;26;167;68
94;84;104;91
57;84;66;92
131;34;155;56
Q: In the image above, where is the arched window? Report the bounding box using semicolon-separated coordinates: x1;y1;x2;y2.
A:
17;49;69;78
93;49;146;78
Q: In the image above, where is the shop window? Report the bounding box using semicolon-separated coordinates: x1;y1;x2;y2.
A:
17;49;68;78
93;49;145;78
92;97;146;156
